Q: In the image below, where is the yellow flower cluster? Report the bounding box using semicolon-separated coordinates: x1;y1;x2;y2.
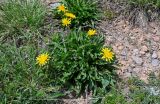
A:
87;29;114;62
41;5;114;64
35;5;115;66
57;5;76;27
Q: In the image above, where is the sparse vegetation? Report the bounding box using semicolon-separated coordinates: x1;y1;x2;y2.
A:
104;74;160;104
0;0;46;39
0;0;160;104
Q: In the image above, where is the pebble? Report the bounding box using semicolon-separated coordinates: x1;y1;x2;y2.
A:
132;68;141;75
141;45;148;52
120;60;126;65
152;45;158;51
146;53;151;57
152;51;158;59
151;59;159;67
140;51;145;55
112;46;117;51
49;2;61;9
133;49;139;55
121;49;127;56
157;51;160;59
133;68;142;73
132;56;143;65
118;45;124;50
124;72;131;78
153;36;160;42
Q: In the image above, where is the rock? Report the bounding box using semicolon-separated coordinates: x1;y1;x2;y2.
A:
152;45;158;51
124;72;131;78
146;53;151;57
152;51;158;59
133;49;139;55
49;2;61;9
139;73;149;83
118;45;124;50
121;49;127;56
140;51;145;55
130;64;136;68
157;51;160;59
132;56;143;65
112;46;117;52
141;45;148;52
120;60;126;65
156;30;160;35
153;35;160;42
151;59;159;67
132;68;141;75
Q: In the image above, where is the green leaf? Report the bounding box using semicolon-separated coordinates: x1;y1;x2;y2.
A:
102;79;110;89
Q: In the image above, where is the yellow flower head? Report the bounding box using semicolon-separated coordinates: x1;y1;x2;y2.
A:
62;18;71;26
65;12;76;19
87;29;96;37
101;48;114;62
57;5;66;12
36;53;50;66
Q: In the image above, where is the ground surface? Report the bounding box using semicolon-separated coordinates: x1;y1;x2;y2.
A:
99;18;160;82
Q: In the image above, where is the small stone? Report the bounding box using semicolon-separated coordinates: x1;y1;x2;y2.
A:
140;51;145;55
49;2;61;9
118;45;124;50
141;46;148;52
132;68;141;75
153;29;157;34
130;64;136;68
152;45;158;51
124;72;131;78
121;49;127;56
151;59;159;67
132;56;143;65
120;60;126;65
146;53;151;57
139;73;149;83
133;49;139;55
156;30;160;35
157;51;160;59
152;51;158;59
117;20;125;26
153;36;160;42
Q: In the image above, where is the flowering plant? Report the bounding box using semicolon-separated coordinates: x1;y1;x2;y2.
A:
48;29;117;95
53;0;99;28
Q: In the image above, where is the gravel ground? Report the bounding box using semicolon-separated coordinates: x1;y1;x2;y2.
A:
99;18;160;82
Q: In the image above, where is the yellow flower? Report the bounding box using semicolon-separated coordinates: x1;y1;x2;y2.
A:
101;48;114;62
57;5;66;12
65;12;76;19
36;53;50;66
62;18;71;26
87;29;96;37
